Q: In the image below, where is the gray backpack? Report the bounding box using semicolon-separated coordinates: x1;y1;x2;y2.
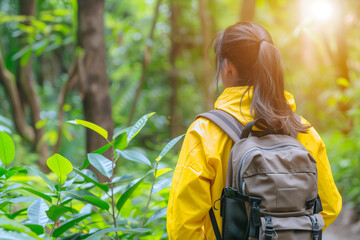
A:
196;110;324;240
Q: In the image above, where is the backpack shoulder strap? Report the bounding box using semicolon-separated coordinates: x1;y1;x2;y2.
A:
196;109;244;142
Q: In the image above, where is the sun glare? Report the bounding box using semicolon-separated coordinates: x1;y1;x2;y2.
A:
310;0;334;22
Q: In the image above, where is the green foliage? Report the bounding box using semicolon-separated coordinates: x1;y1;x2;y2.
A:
69;119;109;141
0;113;184;239
47;154;73;185
0;132;15;167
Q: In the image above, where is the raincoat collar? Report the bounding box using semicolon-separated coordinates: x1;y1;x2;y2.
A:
214;86;297;124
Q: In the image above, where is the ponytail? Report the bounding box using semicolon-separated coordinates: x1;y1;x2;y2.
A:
214;22;310;136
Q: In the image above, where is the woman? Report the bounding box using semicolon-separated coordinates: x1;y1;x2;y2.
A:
167;22;342;239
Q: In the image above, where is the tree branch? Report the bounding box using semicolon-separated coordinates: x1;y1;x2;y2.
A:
127;0;162;125
53;58;80;154
0;49;35;143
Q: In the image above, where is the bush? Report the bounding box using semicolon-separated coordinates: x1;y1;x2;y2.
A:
0;113;183;239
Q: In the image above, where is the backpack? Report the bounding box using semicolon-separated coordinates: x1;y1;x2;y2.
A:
196;109;324;240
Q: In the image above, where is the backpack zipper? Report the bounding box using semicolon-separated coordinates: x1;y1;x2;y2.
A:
237;145;307;195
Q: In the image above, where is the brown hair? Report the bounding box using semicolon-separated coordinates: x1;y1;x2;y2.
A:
214;22;310;136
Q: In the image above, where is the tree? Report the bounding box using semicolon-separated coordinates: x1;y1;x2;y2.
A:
77;0;114;180
0;0;49;172
240;0;257;21
169;0;183;138
127;0;162;126
198;0;214;111
18;0;48;169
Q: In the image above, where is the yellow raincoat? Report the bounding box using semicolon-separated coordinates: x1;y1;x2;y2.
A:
167;86;342;240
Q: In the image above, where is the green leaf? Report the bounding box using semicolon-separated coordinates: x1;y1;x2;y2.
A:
156;134;184;162
46;154;73;184
85;227;151;240
46;205;71;221
73;168;108;192
0;125;12;134
0;228;38;240
80;142;113;169
127;112;155;143
116;176;146;211
68;190;109;211
20;49;32;66
61;233;83;240
116;150;151;166
69;119;108;140
33;39;49;55
52;213;92;238
24;224;44;235
0;132;15;167
106;174;133;184
27;199;49;227
114;132;128;150
21;187;52;203
11;46;31;61
152;177;172;195
6;208;27;219
145;207;167;225
0;216;42;239
87;153;112;179
113;126;131;139
155;168;172;178
0;167;6;177
0;197;38;209
25;167;56;192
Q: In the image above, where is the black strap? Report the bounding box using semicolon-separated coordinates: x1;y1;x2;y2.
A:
249;196;262;238
209;207;222;240
309;214;321;240
314;195;323;213
240;118;269;139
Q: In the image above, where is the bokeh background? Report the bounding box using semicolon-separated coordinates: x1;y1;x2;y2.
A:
0;0;359;239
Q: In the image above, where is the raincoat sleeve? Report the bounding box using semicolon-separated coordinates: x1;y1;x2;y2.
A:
167;120;216;239
316;137;342;229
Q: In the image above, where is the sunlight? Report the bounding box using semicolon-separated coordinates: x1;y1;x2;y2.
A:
310;0;334;22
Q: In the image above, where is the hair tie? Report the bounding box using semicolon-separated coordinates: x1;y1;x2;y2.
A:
259;39;266;45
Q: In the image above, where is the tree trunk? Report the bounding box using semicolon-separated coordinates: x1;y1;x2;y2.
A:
19;0;49;171
77;0;114;182
169;0;183;138
198;0;213;111
240;0;257;21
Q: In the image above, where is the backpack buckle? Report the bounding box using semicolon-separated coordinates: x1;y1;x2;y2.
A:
264;216;275;240
309;214;321;240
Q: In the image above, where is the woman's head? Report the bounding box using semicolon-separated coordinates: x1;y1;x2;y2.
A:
213;22;309;136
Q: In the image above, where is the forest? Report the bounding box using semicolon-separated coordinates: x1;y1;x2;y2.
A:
0;0;359;239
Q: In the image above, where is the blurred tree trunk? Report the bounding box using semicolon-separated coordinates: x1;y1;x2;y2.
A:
128;0;162;125
240;0;257;21
198;0;213;111
0;49;35;143
335;15;349;81
334;2;351;133
78;0;114;182
18;0;49;171
169;0;183;138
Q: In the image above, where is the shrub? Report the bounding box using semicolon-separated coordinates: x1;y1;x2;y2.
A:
0;113;183;239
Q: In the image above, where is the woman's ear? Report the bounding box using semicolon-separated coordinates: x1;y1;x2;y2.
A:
222;60;238;88
224;60;237;78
